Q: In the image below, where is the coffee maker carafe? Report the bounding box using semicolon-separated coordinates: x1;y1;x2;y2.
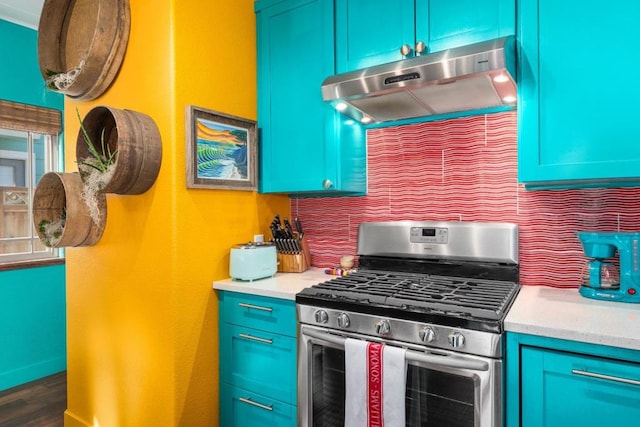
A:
577;231;640;303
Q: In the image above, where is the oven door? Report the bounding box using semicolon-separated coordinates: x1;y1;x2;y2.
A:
298;325;502;427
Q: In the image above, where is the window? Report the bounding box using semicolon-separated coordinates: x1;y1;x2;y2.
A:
0;100;62;264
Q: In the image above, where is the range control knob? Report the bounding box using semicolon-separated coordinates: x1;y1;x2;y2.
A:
375;319;391;335
448;331;466;348
419;326;436;343
314;310;329;324
337;313;351;329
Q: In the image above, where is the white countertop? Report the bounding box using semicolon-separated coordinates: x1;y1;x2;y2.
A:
212;267;330;300
505;286;640;351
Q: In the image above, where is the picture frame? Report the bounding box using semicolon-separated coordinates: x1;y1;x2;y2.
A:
185;105;257;190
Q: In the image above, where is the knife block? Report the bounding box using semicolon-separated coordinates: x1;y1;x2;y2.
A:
277;236;311;273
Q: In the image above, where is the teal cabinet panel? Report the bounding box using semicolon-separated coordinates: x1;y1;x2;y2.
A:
336;0;515;73
335;0;415;72
220;323;297;404
421;0;515;54
220;291;296;336
218;290;298;425
521;347;640;427
220;384;296;427
518;0;640;189
506;333;640;427
257;0;366;195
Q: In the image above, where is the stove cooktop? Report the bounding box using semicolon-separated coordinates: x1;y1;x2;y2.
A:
296;269;520;333
296;221;521;333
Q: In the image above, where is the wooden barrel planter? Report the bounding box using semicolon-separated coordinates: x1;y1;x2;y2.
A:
37;0;131;101
33;172;107;248
76;106;162;195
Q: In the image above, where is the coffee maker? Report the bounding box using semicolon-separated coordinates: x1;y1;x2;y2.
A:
577;231;640;303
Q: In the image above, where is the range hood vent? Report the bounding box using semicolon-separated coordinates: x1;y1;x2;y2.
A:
321;36;517;124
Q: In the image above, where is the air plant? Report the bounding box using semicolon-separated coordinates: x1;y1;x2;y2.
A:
76;107;117;173
38;208;66;247
44;60;85;91
76;108;116;226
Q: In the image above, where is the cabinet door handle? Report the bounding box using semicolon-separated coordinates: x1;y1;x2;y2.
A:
415;40;426;55
238;302;273;312
399;44;412;56
571;369;640;386
239;333;273;345
238;397;274;411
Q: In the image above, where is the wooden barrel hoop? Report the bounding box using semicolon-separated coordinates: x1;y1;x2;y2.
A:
37;0;131;101
76;106;163;195
32;172;107;248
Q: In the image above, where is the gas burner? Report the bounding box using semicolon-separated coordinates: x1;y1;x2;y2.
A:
303;269;518;321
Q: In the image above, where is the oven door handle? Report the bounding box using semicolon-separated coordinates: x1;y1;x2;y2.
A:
301;326;489;372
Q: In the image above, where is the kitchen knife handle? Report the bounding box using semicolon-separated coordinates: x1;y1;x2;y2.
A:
283;218;294;238
276;238;287;254
292;238;301;254
238;302;273;312
294;217;303;238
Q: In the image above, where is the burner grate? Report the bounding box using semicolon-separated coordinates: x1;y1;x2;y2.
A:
304;270;519;321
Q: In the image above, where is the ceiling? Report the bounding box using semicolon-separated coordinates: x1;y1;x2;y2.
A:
0;0;44;30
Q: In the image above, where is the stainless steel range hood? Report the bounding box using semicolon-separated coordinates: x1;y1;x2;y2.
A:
321;36;517;124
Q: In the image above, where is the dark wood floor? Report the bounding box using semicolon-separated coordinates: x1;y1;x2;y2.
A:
0;371;66;427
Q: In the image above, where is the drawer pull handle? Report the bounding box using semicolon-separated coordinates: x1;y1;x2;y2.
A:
238;397;274;411
238;302;273;312
239;333;273;345
572;369;640;386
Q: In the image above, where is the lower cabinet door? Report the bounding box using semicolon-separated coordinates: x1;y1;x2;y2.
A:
220;323;296;404
521;346;640;426
221;383;296;427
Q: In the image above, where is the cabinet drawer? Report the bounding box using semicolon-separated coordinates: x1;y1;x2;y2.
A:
220;291;296;336
521;346;640;426
220;323;297;404
220;383;296;427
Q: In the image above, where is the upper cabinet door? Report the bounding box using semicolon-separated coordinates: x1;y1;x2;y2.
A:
257;0;335;193
335;0;515;73
257;0;367;194
335;0;415;73
420;0;515;54
518;0;640;189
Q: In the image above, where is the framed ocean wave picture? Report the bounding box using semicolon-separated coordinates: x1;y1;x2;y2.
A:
186;105;257;190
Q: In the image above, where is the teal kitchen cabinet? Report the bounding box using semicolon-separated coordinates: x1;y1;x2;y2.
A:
518;0;640;189
219;291;297;427
335;0;515;72
256;0;366;195
506;333;640;427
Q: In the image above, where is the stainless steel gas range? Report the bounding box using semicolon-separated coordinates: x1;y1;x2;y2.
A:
296;221;520;427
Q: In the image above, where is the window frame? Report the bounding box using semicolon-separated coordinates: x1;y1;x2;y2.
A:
0;100;64;268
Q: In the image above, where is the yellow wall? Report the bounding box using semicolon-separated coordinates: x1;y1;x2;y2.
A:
64;1;289;426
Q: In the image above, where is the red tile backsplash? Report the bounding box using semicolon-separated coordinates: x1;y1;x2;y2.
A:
292;111;640;288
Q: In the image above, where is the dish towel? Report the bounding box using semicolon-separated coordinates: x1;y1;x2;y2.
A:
345;338;407;427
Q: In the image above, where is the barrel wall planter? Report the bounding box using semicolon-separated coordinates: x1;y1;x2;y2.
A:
33;172;107;248
76;106;162;195
37;0;131;101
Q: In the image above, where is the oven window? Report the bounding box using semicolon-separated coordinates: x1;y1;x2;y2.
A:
407;366;475;426
310;344;476;427
312;344;345;426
